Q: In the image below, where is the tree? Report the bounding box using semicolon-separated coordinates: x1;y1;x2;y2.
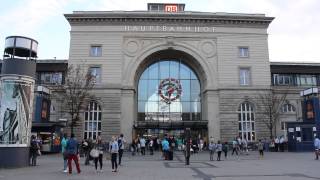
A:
257;89;287;138
58;64;95;134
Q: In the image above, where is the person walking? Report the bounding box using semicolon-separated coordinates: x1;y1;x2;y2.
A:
29;135;39;166
161;138;170;160
61;134;68;172
314;136;320;160
231;138;238;155
208;140;216;161
93;136;104;172
109;136;119;172
258;139;264;158
222;142;228;159
118;134;126;165
66;133;81;174
149;138;154;155
140;136;146;155
216;141;222;161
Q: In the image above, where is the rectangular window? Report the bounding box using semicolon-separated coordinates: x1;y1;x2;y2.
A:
89;67;102;83
238;47;249;58
90;45;102;57
239;68;250;86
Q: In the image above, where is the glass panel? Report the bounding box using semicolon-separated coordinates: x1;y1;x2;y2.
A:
84;132;87;139
85;112;88;120
147;80;159;99
85;122;88;130
191;80;200;101
160;61;170;79
191;102;200;112
180;64;190;79
98;122;101;131
138;101;145;112
169;61;179;78
180;80;190;101
140;70;148;80
149;63;159;79
138;80;148;101
170;101;182;113
98;112;102;121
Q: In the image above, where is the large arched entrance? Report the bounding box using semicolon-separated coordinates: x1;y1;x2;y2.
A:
134;50;208;139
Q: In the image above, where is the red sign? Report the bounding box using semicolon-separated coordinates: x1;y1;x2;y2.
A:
165;5;178;12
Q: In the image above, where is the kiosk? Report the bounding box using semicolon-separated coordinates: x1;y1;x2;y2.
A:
287;88;320;152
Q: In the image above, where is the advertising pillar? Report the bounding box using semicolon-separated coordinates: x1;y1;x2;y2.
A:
0;36;37;167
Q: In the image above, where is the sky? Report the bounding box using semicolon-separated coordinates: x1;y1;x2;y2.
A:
0;0;319;62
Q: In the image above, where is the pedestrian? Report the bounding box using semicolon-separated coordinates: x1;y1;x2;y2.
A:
161;138;170;160
149;138;154;155
93;136;104;172
109;136;119;172
231;138;238;155
241;138;248;155
208;140;216;161
279;136;285;152
258;139;264;158
118;134;126;165
222;142;228;159
82;139;90;165
29;135;39;166
216;141;222;161
66;133;81;174
274;136;279;152
314;136;320;160
140;136;146;155
61;134;68;172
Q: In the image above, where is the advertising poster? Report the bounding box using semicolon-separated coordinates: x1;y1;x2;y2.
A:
0;79;34;145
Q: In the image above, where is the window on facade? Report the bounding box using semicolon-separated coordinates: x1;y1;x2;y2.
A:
273;74;294;86
238;102;255;141
238;47;249;58
138;60;201;122
297;75;317;86
281;103;296;113
89;67;102;83
37;72;63;85
239;68;250;86
84;101;102;140
90;45;102;57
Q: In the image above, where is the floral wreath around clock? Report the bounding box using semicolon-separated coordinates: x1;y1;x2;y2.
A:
158;78;182;104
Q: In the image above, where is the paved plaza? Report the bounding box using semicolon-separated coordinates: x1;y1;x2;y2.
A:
0;151;320;180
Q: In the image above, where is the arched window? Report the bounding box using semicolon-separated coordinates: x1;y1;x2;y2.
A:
238;102;255;141
137;60;201;122
281;103;296;113
84;101;102;140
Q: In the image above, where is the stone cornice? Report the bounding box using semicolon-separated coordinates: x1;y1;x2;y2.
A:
64;11;274;28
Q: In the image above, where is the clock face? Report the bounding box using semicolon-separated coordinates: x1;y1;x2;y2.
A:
158;78;182;104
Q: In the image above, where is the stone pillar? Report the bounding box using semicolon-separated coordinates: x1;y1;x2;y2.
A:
121;89;135;143
203;90;220;141
0;36;37;168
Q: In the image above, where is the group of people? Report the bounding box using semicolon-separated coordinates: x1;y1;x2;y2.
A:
60;133;126;174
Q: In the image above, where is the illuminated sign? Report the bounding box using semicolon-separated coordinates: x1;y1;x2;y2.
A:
165;5;178;12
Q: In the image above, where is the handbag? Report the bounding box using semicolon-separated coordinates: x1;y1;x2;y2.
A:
90;148;99;158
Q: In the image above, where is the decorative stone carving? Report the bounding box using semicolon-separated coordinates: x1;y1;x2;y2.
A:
198;40;217;58
123;39;141;57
